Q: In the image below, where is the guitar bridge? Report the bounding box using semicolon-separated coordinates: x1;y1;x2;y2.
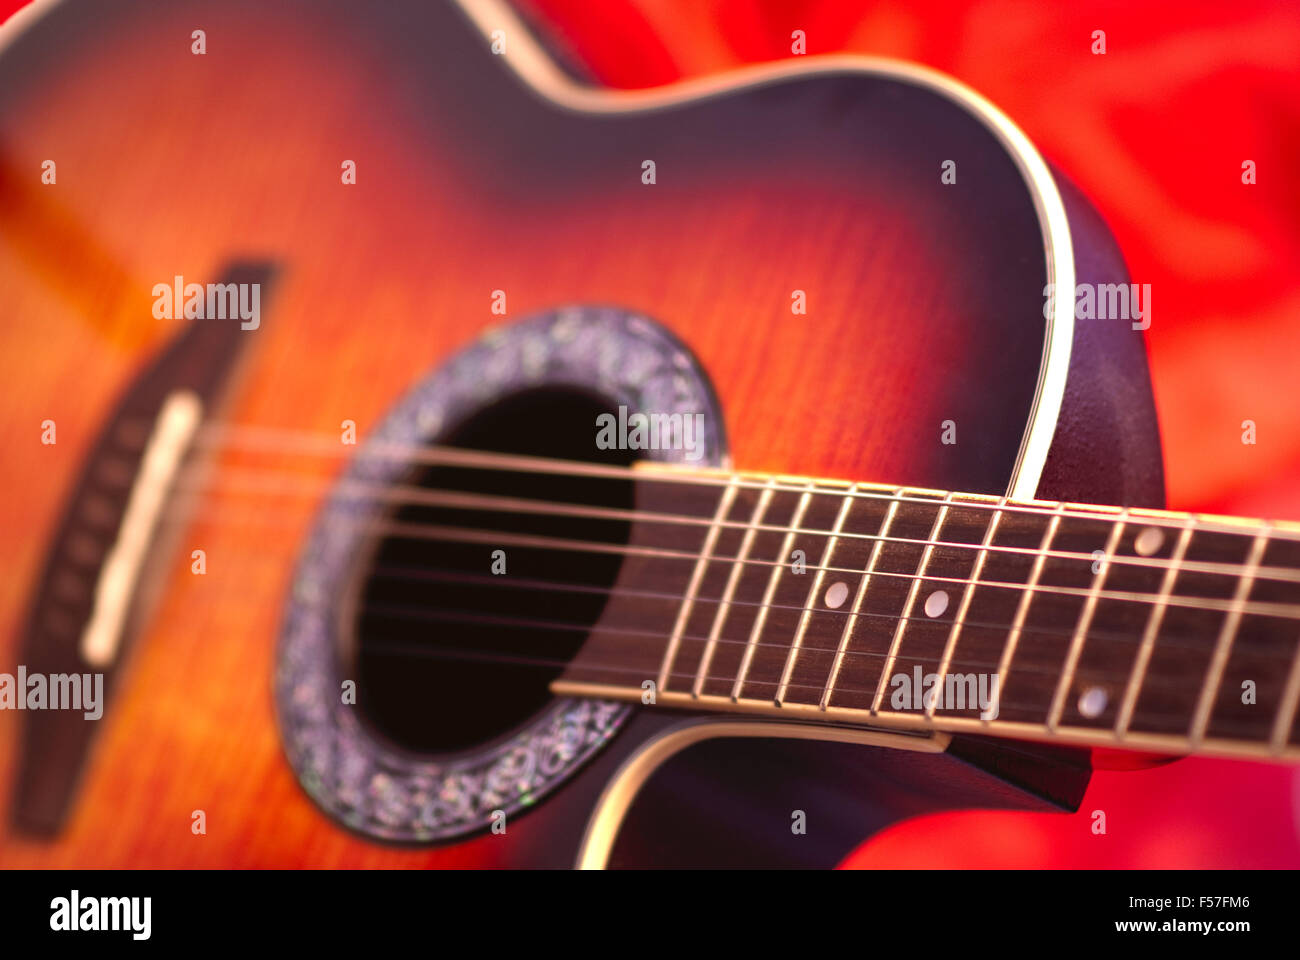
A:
10;261;275;836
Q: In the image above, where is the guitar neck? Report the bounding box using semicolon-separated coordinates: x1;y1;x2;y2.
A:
553;469;1300;763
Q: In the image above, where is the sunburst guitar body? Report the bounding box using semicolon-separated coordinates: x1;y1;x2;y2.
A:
4;0;1294;870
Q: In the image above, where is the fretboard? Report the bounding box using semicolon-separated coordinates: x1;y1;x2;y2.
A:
554;471;1300;762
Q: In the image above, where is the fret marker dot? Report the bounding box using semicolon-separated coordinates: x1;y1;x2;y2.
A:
824;581;849;609
1134;526;1163;557
1078;686;1108;719
924;590;949;618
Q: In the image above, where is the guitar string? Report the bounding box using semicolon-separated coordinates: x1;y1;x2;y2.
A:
362;632;1150;730
118;419;1300;545
153;476;1300;623
351;610;1284;738
149;493;1300;696
160;492;1300;739
358;564;1289;691
128;456;1300;737
102;422;1300;718
369;563;1277;663
152;460;1300;587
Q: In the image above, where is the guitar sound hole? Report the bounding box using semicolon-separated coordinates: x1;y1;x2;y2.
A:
349;387;635;755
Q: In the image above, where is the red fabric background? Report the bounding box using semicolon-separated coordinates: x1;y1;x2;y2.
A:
3;0;1298;867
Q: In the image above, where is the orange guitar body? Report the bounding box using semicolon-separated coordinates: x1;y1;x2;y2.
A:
0;0;1183;867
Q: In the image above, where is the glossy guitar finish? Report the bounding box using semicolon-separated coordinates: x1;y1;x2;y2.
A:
0;0;1160;866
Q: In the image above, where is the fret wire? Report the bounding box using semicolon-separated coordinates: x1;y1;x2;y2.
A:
691;479;776;698
1271;639;1300;752
991;505;1064;722
775;486;855;705
1189;527;1270;743
731;483;814;702
1112;521;1194;736
820;490;902;710
656;477;738;691
871;492;955;713
926;501;1005;720
1045;509;1126;731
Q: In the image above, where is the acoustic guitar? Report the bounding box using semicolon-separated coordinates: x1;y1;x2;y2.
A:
1;0;1296;869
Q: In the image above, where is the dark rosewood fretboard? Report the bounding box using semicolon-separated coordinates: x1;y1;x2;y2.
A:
553;468;1300;762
